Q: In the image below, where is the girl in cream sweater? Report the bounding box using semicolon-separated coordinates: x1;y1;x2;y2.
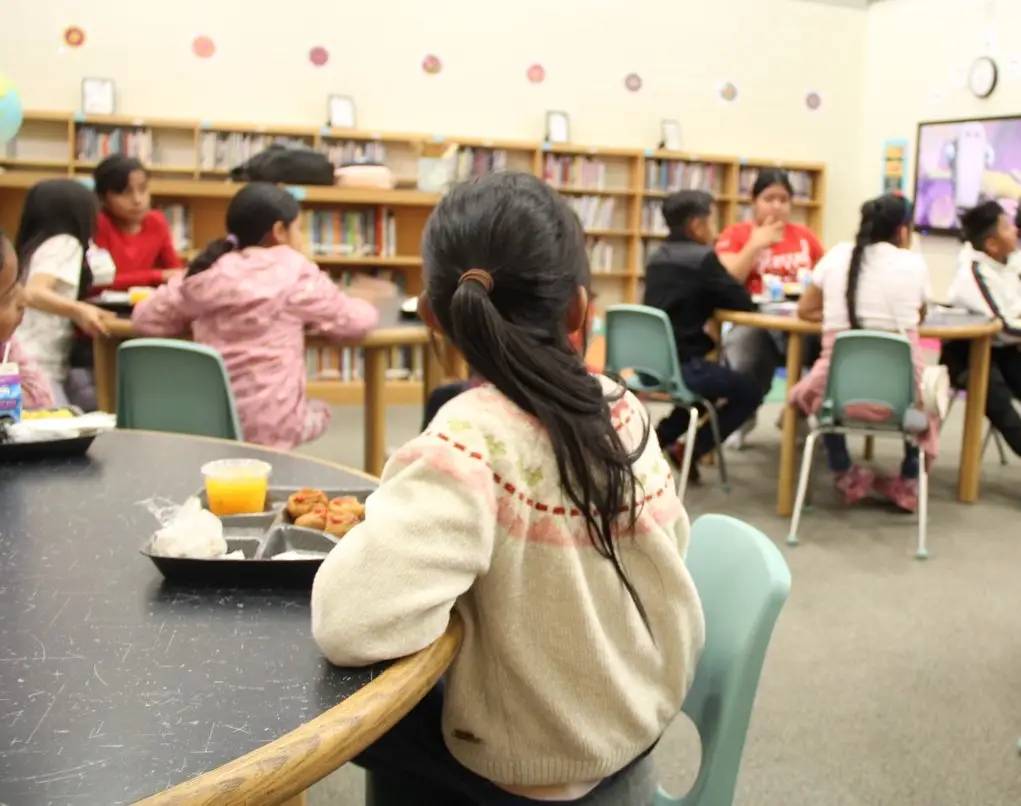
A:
311;172;704;804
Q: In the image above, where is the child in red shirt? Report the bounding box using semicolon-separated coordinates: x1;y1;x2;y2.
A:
93;155;183;291
714;170;825;441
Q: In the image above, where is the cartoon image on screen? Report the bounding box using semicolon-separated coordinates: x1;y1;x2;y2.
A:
913;117;1021;234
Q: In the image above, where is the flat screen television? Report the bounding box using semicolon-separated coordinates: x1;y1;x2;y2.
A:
913;115;1021;236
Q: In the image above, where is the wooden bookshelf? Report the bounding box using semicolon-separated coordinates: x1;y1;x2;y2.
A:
0;110;828;406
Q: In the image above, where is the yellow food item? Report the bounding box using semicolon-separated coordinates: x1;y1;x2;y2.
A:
129;287;154;305
21;409;75;420
204;476;268;516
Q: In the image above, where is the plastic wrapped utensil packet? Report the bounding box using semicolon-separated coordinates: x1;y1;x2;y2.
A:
145;496;228;559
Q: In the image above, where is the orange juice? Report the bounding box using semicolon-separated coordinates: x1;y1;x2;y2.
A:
201;459;272;516
128;286;154;305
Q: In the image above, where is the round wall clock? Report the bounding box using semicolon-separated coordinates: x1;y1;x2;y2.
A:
969;56;998;99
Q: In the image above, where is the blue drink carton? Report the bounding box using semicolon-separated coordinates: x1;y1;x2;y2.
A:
0;362;23;425
765;275;785;302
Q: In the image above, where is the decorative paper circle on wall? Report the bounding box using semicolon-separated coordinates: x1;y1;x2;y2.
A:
624;73;643;92
422;54;442;75
309;46;329;67
192;35;216;59
719;81;738;103
805;91;822;111
527;64;545;84
63;26;86;48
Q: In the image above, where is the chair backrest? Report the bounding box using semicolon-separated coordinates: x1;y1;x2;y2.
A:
821;331;916;425
658;514;792;806
604;304;696;401
116;338;243;440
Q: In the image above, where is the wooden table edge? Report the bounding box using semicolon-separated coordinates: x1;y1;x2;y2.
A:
133;616;463;806
713;309;1002;339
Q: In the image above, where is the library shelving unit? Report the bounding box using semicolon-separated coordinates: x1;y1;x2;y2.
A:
0;110;827;406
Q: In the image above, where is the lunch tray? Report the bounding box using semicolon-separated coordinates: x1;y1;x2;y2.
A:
0;407;99;461
140;486;374;589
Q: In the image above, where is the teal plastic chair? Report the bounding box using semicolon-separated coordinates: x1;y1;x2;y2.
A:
604;304;728;500
366;514;791;806
787;331;931;558
115;338;243;440
656;514;791;806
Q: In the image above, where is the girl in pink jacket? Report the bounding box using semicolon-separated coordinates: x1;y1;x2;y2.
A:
132;183;380;449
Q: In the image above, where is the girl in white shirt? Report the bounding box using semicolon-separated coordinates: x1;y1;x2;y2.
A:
15;180;115;409
791;194;937;513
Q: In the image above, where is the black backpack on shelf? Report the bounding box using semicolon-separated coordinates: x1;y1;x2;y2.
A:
229;142;335;186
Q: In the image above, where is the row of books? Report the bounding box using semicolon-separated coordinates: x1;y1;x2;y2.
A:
453;148;509;182
570;196;616;230
586;237;616;273
640;200;668;235
319;140;386;168
543;155;608;189
297;209;398;257
738;168;814;200
157;204;192;253
644;161;721;194
199;132;307;172
306;270;419;382
76;126;155;163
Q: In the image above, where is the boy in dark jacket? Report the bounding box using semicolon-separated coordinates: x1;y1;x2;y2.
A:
643;190;763;464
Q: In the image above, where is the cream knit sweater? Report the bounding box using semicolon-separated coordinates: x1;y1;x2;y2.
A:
311;377;704;788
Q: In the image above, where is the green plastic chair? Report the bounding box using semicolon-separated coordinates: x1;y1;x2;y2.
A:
604;304;728;500
366;514;791;806
787;331;931;558
655;514;792;806
115;338;243;440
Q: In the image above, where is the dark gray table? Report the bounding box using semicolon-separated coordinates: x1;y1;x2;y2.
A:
0;431;380;805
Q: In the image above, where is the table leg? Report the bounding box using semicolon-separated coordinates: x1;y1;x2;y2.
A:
363;347;387;478
279;794;307;806
863;436;875;461
423;337;443;403
777;334;805;517
958;334;993;502
93;336;118;414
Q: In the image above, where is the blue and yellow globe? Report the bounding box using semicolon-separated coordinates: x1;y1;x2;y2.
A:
0;75;24;145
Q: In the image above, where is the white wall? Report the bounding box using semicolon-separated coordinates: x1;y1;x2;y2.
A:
862;0;1021;297
2;0;868;243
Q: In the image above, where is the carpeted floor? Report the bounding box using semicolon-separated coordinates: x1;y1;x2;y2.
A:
297;400;1021;806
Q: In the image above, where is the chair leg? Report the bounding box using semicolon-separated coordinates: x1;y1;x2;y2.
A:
787;431;819;546
916;452;929;560
704;401;730;492
993;428;1009;466
675;407;701;501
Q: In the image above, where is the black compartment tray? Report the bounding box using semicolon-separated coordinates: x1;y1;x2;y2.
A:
140;486;373;588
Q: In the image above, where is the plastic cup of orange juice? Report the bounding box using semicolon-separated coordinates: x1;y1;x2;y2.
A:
201;459;272;516
128;286;154;305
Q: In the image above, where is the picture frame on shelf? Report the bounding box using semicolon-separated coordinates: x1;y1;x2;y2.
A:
328;95;356;129
545;111;570;144
660;119;681;151
81;78;116;116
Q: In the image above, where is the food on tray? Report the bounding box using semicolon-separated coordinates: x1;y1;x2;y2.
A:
286;488;328;518
325;509;361;538
201;458;272;516
294;503;328;530
273;549;329;561
329;495;366;519
150;497;228;559
20;408;76;420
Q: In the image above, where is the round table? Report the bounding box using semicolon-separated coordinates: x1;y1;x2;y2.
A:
0;432;462;805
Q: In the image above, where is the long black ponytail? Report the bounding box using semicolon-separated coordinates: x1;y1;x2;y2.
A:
424;172;652;627
846;194;912;330
188;182;300;276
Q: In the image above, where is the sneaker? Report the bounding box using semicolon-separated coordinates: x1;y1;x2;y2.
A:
834;465;875;505
664;441;701;485
725;414;757;450
873;475;919;513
